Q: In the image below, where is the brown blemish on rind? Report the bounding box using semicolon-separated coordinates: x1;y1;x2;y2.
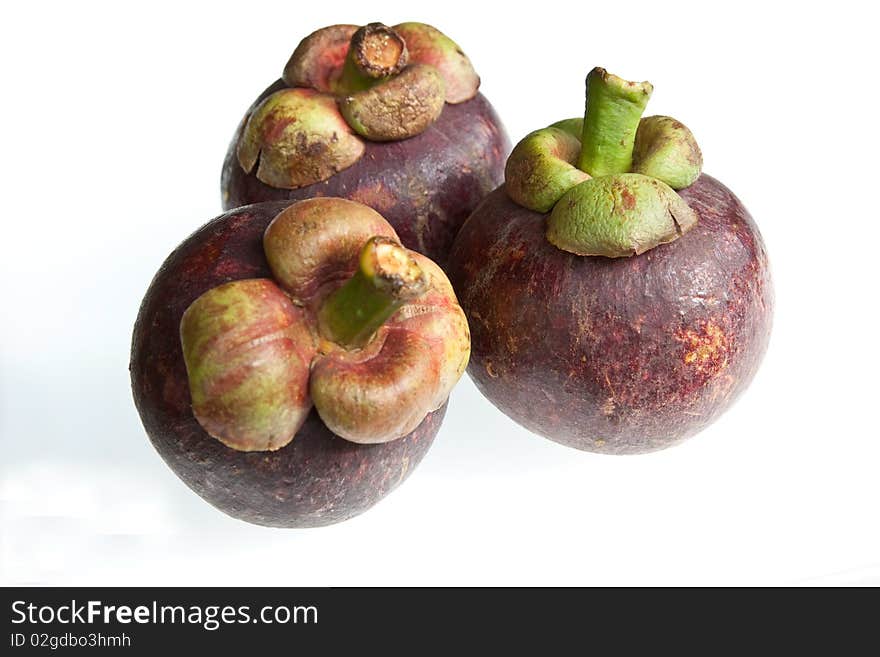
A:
677;320;729;374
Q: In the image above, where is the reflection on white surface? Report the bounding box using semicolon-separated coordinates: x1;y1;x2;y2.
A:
3;370;880;586
796;566;880;587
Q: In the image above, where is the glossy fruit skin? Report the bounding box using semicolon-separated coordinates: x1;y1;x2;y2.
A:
447;175;773;454
221;80;510;267
130;202;444;527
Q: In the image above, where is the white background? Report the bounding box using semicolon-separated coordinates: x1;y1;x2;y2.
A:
2;1;878;586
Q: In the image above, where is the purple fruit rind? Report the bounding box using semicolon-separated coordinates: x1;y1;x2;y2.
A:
447;175;773;454
131;202;444;527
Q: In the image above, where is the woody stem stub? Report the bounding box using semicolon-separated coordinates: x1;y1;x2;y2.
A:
335;23;409;93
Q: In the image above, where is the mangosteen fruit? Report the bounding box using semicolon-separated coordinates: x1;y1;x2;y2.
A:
448;67;773;454
131;198;470;526
221;22;510;266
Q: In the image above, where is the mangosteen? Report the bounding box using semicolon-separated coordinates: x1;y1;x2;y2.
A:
221;22;510;266
130;198;470;526
447;67;773;454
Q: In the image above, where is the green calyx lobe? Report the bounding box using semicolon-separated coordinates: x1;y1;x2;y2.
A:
547;173;698;257
180;279;314;452
505;127;589;214
632;116;702;189
504;67;704;257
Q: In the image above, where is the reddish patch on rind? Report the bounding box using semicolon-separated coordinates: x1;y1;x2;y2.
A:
620;186;637;211
349;181;396;214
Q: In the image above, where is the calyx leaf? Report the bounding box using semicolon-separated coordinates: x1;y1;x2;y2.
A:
393;22;480;104
237;88;365;189
632;115;702;189
338;64;446;141
504;127;590;213
546;173;698;257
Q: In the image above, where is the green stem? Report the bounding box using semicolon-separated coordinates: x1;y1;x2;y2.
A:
336;56;376;94
318;236;426;349
577;67;653;177
334;23;408;94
